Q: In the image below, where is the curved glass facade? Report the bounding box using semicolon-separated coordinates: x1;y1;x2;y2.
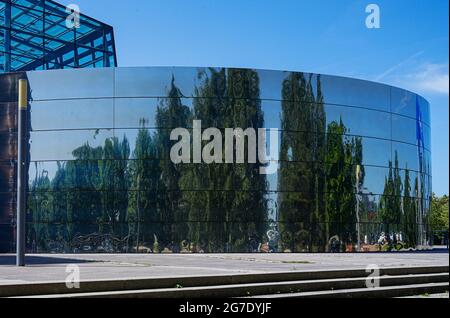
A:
0;67;432;253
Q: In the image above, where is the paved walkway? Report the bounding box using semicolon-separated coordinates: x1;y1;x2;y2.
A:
0;249;448;284
402;293;449;298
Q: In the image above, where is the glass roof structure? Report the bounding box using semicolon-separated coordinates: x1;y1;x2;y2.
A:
0;0;116;73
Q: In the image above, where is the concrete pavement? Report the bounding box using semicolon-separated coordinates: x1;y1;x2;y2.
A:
0;248;448;285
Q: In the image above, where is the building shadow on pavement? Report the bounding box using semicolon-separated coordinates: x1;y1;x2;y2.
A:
0;255;93;266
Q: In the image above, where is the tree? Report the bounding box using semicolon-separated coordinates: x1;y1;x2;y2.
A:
430;193;449;233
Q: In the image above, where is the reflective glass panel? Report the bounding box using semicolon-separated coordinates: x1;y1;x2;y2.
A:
391;87;417;119
31;98;114;130
325;104;391;139
393;141;420;172
392;114;417;146
319;75;390;111
27;68;114;100
30;129;114;161
115;67;213;98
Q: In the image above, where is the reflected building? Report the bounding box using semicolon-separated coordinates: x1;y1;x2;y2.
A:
0;1;432;253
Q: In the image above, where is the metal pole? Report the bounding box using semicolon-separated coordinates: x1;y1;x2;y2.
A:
355;165;361;252
16;79;28;267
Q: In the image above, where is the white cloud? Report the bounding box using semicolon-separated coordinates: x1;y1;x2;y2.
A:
411;63;449;95
377;59;449;96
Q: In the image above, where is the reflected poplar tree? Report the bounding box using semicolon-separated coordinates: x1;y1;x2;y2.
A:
127;125;160;251
181;68;268;252
112;136;130;241
278;73;326;252
324;121;360;251
402;167;417;247
51;162;69;247
181;68;231;252
29;167;51;252
97;136;130;240
155;77;191;249
65;143;103;241
228;68;268;252
380;152;403;236
99;138;116;235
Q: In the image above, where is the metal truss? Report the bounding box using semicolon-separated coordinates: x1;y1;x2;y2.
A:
0;0;117;73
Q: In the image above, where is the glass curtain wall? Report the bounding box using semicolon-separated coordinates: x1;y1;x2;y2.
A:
0;67;432;253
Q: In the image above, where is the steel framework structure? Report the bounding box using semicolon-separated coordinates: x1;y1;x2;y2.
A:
0;0;117;73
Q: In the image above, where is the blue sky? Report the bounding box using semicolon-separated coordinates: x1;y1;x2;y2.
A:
60;0;449;195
